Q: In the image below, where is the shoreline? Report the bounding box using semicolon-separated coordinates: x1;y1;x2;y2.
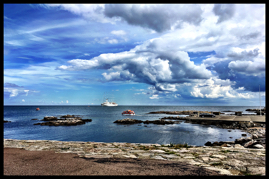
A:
4;138;265;175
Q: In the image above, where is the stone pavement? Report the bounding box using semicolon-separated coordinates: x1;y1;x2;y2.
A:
4;139;265;175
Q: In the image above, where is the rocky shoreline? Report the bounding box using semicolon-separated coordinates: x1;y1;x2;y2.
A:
4;139;265;175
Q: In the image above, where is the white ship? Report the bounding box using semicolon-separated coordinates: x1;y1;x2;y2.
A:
101;99;118;106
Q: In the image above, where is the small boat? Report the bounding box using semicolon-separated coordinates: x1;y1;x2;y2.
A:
36;108;40;111
122;110;135;115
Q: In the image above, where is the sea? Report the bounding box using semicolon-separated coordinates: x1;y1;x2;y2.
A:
4;105;260;146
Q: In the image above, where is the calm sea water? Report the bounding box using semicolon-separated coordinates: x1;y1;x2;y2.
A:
4;105;259;146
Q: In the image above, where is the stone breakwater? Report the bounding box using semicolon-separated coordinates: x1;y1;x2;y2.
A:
4;139;265;175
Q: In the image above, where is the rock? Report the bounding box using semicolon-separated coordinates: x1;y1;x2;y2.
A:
253;144;264;149
247;167;265;175
60;115;82;120
235;137;251;145
82;119;92;122
252;134;258;139
31;118;38;120
204;141;212;146
212;141;220;146
3;120;11;123
42;116;58;121
114;118;143;124
228;129;232;132
241;133;247;136
243;140;255;148
234;144;244;149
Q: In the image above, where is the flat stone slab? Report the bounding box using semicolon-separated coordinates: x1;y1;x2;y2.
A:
149;150;166;153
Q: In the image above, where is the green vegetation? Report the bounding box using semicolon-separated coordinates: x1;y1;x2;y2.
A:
167;142;191;149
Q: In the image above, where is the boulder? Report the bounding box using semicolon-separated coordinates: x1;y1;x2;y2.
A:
235;137;252;145
243;140;255;148
253;144;264;149
204;141;212;146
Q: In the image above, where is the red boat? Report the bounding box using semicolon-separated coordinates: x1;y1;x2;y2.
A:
122;110;135;115
36;108;40;111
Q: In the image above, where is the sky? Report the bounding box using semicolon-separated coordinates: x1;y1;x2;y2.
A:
4;4;265;106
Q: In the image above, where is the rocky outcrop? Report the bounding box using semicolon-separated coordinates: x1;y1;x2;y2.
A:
143;119;181;125
3;120;11;123
183;119;264;130
34;115;92;126
205;128;265;149
246;107;266;115
42;116;58;121
148;110;211;115
114;118;181;125
114;118;143;124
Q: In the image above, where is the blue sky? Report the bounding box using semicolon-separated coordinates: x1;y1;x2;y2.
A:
4;4;265;106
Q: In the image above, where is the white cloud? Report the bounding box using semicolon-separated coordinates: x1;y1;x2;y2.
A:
228;59;265;76
108;39;118;44
66;100;69;103
190;77;256;99
8;88;19;97
24;90;29;96
45;4;109;23
22;99;25;102
102;71;120;81
111;30;126;36
191;86;204;98
237;93;254;99
149;94;159;99
237;87;245;90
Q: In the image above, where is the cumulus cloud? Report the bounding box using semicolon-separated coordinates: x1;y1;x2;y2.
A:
104;4;204;33
213;4;235;23
45;4;204;33
228;59;265;76
190;77;257;99
57;38;212;90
